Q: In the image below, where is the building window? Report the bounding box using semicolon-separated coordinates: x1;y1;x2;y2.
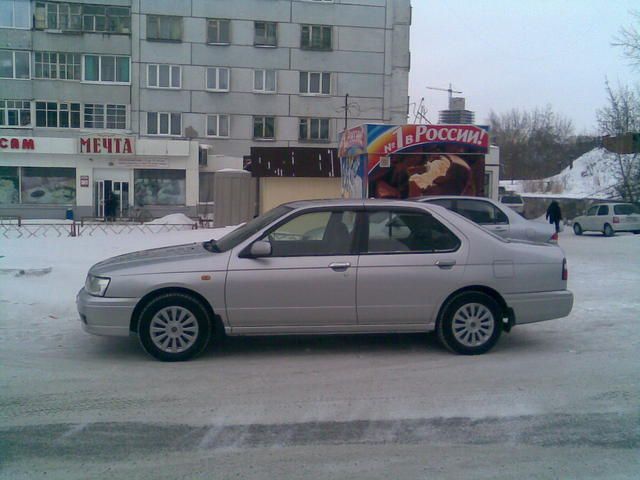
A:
84;104;127;129
147;64;181;89
83;5;130;33
299;118;330;141
207;114;229;138
207;19;230;44
34;52;81;80
83;55;130;83
22;167;76;205
0;0;31;29
254;69;276;93
135;169;185;206
35;101;80;128
147;112;181;136
0;167;20;204
0;100;31;127
206;67;230;91
34;2;82;31
0;50;30;79
254;21;277;46
301;25;332;50
253;116;275;139
299;71;331;95
147;15;182;41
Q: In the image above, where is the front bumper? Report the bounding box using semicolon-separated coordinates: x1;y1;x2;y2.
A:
504;290;574;325
76;288;138;337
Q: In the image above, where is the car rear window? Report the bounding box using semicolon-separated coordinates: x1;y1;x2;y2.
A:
613;204;638;215
500;195;523;204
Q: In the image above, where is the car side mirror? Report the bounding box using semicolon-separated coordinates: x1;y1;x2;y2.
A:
248;240;272;258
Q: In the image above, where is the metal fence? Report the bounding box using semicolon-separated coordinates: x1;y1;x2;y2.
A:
0;218;203;239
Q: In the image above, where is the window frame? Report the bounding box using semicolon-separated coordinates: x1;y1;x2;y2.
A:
146;14;182;42
299;117;330;142
83;103;128;130
207;18;231;45
206;114;230;138
34;51;81;81
299;71;331;95
254;21;277;47
300;24;332;51
0;0;32;29
35;101;81;129
0;50;31;80
253;116;276;140
206;67;230;92
253;69;277;93
0;100;32;128
82;54;130;84
147;63;181;89
146;112;182;136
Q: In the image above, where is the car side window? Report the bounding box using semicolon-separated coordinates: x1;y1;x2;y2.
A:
426;198;454;210
597;205;609;216
366;210;460;254
264;210;356;257
587;206;599;216
457;200;506;225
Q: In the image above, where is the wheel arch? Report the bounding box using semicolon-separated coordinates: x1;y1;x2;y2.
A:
435;285;508;326
130;287;223;335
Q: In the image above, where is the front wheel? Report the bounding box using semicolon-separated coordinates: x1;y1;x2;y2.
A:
573;223;583;235
603;223;615;237
436;292;502;355
138;293;212;361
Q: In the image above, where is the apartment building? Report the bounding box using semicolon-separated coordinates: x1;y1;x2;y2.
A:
0;0;411;218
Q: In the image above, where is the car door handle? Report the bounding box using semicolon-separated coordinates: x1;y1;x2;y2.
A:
435;259;456;269
329;262;351;271
493;226;508;231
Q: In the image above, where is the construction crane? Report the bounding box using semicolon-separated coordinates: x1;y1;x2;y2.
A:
426;83;462;101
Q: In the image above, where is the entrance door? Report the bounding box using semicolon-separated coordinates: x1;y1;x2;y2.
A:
95;179;130;218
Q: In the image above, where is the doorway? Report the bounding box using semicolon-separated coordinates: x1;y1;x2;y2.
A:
93;169;132;219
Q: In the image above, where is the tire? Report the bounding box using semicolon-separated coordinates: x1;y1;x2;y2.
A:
632;230;640;235
603;223;615;237
437;292;502;355
573;223;583;235
137;293;212;362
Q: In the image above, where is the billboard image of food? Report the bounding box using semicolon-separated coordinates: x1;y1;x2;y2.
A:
339;124;489;199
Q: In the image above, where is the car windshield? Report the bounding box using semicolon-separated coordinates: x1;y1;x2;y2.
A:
613;204;638;215
501;195;523;204
206;205;292;252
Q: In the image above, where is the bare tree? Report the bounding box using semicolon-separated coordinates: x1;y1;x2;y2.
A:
612;10;640;69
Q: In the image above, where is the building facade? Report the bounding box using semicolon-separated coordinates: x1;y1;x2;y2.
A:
1;0;411;219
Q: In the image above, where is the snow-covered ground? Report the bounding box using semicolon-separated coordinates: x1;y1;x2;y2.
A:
1;227;639;479
500;147;637;199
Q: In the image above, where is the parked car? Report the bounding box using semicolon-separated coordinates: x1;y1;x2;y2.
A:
77;199;573;361
415;196;557;243
499;194;525;214
572;202;640;236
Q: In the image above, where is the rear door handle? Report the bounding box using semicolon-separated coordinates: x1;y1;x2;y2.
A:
329;262;351;271
435;259;456;269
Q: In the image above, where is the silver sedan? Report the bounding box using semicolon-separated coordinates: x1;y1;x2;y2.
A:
77;199;573;361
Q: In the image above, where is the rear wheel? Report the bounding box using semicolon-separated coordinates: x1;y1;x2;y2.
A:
437;292;502;355
603;223;615;237
573;223;583;235
138;293;212;361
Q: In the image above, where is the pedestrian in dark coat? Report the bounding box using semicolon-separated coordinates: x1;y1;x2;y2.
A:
546;200;562;233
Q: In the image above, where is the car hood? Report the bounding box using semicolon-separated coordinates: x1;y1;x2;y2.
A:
89;242;229;276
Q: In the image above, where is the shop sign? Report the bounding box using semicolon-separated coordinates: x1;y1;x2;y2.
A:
79;136;135;155
116;158;169;168
0;137;35;150
372;125;489;156
80;175;90;187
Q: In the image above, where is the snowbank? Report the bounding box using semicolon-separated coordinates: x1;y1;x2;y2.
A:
144;213;196;225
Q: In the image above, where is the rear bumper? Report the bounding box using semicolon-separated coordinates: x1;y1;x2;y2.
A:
504;290;573;325
613;222;640;232
76;288;137;337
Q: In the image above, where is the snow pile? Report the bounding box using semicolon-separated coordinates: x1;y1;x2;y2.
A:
500;148;636;199
144;213;196;225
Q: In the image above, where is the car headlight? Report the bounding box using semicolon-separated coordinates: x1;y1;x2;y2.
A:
85;274;111;297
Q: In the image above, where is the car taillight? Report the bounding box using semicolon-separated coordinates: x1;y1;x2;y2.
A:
562;258;568;281
550;232;558;243
613;216;620;224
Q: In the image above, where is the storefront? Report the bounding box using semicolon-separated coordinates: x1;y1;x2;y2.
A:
0;135;199;219
338;124;498;200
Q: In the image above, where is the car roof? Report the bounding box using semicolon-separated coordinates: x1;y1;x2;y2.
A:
414;195;503;204
284;198;437;209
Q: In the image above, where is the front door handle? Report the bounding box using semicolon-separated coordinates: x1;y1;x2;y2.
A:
329;262;351;271
435;259;456;269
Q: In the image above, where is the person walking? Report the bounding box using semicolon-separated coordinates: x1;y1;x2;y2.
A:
546;200;562;233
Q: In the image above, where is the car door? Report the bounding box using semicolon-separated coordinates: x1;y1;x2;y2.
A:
456;199;511;238
225;209;359;330
582;205;599;230
356;207;467;326
597;205;610;231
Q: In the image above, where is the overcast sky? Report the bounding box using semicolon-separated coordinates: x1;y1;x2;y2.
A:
408;0;638;133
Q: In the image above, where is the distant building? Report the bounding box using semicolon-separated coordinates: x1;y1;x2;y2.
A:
439;97;475;125
0;0;411;219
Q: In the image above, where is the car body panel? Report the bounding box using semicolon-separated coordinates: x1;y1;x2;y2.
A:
574;203;640;233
